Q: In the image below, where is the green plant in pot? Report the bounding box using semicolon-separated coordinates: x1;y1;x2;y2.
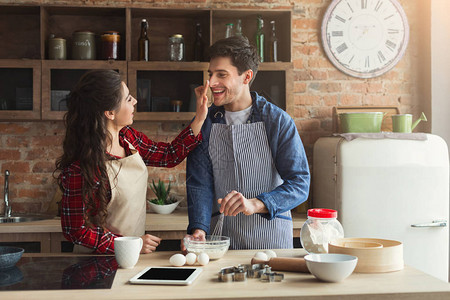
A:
147;179;180;214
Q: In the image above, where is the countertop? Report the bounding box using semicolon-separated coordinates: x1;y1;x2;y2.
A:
1;249;449;300
0;210;307;238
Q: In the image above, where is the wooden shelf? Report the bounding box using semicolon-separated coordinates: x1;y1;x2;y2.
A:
0;4;293;121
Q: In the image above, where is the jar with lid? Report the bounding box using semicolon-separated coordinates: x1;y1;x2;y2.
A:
300;208;344;254
48;35;66;60
168;34;184;61
101;31;120;60
72;31;96;60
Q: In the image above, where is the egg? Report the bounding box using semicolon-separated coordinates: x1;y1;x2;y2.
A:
264;250;277;259
185;253;197;265
169;253;186;267
254;251;268;261
197;253;210;266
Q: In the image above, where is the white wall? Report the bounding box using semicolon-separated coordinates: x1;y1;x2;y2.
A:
431;0;450;143
431;0;450;282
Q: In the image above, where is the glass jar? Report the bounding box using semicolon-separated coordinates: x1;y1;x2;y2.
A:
168;34;184;61
225;23;234;38
300;208;344;254
101;31;120;60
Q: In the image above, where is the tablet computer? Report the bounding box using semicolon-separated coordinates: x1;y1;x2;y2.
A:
129;267;203;285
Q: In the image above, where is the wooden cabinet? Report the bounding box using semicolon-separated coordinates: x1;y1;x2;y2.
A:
0;4;293;121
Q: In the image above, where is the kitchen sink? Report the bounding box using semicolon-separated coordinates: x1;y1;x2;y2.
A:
0;215;54;224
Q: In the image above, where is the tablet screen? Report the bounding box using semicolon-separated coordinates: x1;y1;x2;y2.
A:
138;268;195;281
129;267;202;285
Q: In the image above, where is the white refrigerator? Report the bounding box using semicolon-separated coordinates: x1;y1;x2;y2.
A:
313;134;449;282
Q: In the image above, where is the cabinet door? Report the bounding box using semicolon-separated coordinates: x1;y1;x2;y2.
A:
41;60;127;120
0;60;41;120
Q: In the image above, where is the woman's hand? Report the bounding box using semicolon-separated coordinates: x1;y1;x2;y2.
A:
190;80;210;136
140;234;162;254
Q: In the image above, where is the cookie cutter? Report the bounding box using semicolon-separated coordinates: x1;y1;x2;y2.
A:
218;264;283;282
218;266;235;282
233;269;247;282
260;272;284;282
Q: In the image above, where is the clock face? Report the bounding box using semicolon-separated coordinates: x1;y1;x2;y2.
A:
321;0;409;78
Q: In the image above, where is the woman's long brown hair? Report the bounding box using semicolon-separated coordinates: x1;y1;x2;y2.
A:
55;70;122;228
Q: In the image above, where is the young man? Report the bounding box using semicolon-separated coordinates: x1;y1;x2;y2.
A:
185;36;310;250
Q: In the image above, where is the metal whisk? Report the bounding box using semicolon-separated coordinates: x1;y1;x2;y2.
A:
211;213;224;240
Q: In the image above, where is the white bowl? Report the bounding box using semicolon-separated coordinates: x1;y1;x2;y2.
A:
304;253;358;282
147;200;180;214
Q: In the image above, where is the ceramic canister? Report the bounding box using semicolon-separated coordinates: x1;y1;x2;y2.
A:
48;37;66;60
72;31;96;60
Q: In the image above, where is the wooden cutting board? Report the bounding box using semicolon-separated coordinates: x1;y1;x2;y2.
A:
333;106;400;133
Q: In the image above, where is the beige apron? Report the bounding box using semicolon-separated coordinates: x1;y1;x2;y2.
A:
73;141;148;253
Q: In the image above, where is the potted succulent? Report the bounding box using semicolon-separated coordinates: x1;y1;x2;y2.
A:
147;179;180;214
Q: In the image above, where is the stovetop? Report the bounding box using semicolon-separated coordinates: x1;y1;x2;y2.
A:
0;256;118;291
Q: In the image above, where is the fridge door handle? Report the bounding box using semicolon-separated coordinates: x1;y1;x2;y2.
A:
411;220;447;228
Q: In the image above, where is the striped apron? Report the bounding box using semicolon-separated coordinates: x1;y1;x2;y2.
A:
209;122;293;250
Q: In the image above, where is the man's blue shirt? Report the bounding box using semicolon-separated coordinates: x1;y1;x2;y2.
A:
186;92;310;234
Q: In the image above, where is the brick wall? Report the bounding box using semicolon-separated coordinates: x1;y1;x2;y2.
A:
0;0;429;214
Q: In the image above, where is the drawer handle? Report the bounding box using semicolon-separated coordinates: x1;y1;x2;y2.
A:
411;220;447;228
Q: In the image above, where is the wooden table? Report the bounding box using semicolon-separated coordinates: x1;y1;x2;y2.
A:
0;210;306;252
1;249;449;299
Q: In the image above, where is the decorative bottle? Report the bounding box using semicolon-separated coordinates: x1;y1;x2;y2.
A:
138;19;149;61
268;20;278;62
235;19;244;37
194;22;204;61
255;15;264;62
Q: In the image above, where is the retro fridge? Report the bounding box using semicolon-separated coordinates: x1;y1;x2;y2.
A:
313;134;449;281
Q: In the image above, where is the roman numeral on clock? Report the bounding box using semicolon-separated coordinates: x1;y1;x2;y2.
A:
386;40;396;51
377;51;386;62
388;29;400;34
361;0;367;9
335;15;346;23
365;56;370;68
347;1;354;13
332;31;344;37
375;0;383;12
336;43;348;54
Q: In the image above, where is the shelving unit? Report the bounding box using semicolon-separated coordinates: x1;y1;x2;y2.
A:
0;4;293;122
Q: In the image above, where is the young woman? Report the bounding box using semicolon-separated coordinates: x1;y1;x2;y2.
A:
55;70;209;254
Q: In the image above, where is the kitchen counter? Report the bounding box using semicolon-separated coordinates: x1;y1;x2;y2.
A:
1;249;449;299
0;211;306;252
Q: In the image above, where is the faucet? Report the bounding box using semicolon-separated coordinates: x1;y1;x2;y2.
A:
4;170;11;218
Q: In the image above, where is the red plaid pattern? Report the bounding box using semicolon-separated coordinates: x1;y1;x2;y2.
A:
60;125;201;254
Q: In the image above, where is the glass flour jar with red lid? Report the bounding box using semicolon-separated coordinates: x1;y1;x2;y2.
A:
300;208;344;254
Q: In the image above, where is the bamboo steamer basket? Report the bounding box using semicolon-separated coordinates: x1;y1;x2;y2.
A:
328;238;403;273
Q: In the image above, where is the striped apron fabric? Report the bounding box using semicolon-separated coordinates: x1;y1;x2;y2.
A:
209;122;293;250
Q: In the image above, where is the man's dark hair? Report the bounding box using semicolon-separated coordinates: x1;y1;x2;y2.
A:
208;36;260;83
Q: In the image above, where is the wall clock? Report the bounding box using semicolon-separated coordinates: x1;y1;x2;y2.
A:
321;0;409;78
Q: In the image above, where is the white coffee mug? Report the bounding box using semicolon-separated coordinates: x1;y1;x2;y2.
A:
114;236;143;269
